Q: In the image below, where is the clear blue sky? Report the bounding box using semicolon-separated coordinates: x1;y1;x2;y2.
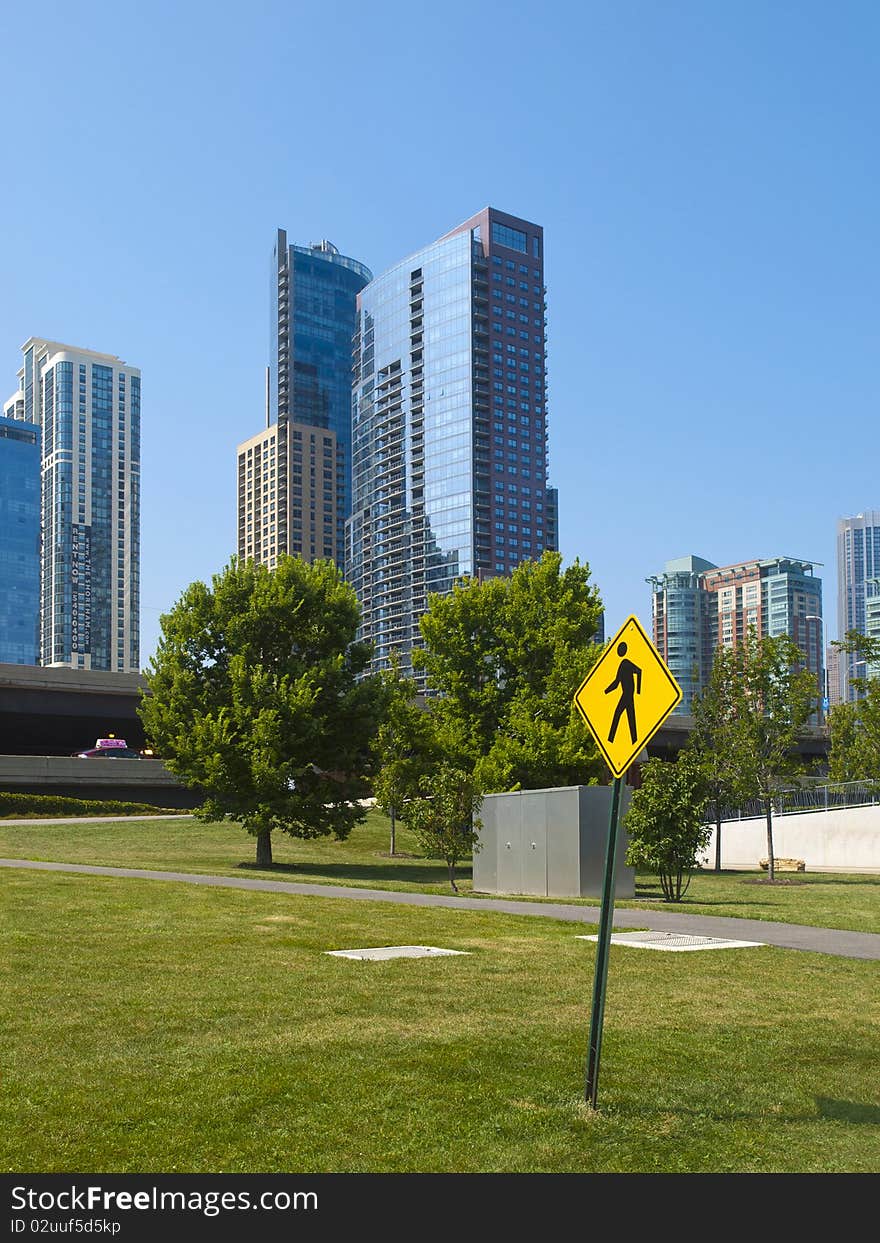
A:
3;0;878;666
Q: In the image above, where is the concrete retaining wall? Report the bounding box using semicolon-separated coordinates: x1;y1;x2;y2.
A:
0;754;201;809
698;804;880;874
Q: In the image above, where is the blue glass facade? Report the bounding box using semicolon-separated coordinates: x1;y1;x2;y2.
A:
0;415;40;664
348;208;555;680
270;232;371;567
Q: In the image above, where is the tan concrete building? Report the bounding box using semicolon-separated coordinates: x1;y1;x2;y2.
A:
237;420;338;569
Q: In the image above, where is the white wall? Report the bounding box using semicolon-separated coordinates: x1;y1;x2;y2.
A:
698;804;880;873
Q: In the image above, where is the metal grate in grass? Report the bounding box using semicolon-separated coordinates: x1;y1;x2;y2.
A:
576;931;765;952
325;945;470;961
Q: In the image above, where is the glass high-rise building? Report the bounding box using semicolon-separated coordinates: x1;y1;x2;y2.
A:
8;339;141;672
650;554;824;716
866;583;880;681
0;412;40;664
836;510;880;700
347;207;557;680
238;233;371;570
647;555;718;712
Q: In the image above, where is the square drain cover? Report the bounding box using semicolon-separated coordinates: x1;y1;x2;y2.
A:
576;931;764;952
325;945;469;961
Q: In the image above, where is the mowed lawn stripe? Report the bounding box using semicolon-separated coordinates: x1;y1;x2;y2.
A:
2;870;878;1173
0;811;879;933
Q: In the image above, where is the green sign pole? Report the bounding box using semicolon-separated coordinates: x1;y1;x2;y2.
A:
585;775;623;1110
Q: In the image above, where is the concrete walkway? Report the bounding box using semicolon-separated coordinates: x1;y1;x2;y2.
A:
3;857;879;961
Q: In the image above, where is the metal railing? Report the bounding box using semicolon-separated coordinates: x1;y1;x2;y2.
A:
724;780;880;821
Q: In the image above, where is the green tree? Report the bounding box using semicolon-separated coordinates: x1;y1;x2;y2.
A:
828;631;880;782
624;751;710;901
403;763;482;893
415;551;605;791
139;556;383;866
689;645;754;872
371;656;437;856
729;629;817;882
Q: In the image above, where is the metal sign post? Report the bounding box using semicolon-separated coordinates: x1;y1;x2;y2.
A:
584;774;623;1109
573;613;683;1111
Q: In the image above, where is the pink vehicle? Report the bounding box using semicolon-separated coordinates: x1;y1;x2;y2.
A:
72;736;142;759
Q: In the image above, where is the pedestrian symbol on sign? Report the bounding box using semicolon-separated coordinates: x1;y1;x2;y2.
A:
574;615;682;779
604;642;642;745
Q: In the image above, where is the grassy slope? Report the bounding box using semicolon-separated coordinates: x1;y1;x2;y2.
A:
2;869;878;1173
0;811;878;932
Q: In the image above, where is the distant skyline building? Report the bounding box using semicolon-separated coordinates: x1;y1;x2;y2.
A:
836;510;880;701
826;643;843;708
347;206;557;680
6;339;140;672
646;555;718;712
649;554;824;715
866;580;880;681
237;232;372;572
0;411;40;664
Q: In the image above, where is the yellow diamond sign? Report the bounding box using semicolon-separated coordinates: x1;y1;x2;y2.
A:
574;614;682;779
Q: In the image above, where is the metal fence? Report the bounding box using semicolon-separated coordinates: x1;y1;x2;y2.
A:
724;780;880;822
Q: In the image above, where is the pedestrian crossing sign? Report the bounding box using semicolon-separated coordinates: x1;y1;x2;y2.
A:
574;614;682;779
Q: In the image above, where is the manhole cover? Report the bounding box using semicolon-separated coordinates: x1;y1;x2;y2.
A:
576;931;764;952
325;945;470;961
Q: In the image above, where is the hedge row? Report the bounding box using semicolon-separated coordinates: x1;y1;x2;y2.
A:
0;792;185;818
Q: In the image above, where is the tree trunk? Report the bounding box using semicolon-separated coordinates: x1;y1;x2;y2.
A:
389;805;396;857
764;796;775;882
447;859;458;894
714;798;722;872
256;828;273;868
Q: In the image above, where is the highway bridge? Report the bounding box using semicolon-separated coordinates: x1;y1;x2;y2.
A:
0;663;147;755
0;664;829;807
0;664;200;808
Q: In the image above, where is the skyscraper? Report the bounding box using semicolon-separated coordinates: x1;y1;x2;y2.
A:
347;207;556;680
7;339;140;671
647;555;718;712
238;231;372;571
836;510;880;700
0;410;40;664
649;554;824;715
866;583;880;680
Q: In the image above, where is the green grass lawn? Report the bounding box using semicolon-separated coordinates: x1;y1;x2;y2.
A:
1;810;878;932
2;868;878;1173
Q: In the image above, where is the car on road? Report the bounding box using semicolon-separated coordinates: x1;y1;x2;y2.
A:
71;737;143;759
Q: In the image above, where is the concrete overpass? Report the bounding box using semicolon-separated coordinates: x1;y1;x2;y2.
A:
0;663;147;755
645;713;830;772
0;754;201;809
0;664;201;808
0;666;830;806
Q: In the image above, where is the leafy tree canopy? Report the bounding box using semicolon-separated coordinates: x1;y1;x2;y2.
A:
414;551;605;791
403;762;483;893
371;655;438;854
139;556;384;864
624;751;710;902
718;629;816;881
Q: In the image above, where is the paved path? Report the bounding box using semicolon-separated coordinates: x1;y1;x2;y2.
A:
3;857;879;961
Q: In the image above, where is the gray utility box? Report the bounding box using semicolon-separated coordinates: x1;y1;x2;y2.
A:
474;784;634;899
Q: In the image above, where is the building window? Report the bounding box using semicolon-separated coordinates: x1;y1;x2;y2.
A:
492;222;528;253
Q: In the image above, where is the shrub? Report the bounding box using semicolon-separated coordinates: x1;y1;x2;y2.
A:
0;792;182;819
